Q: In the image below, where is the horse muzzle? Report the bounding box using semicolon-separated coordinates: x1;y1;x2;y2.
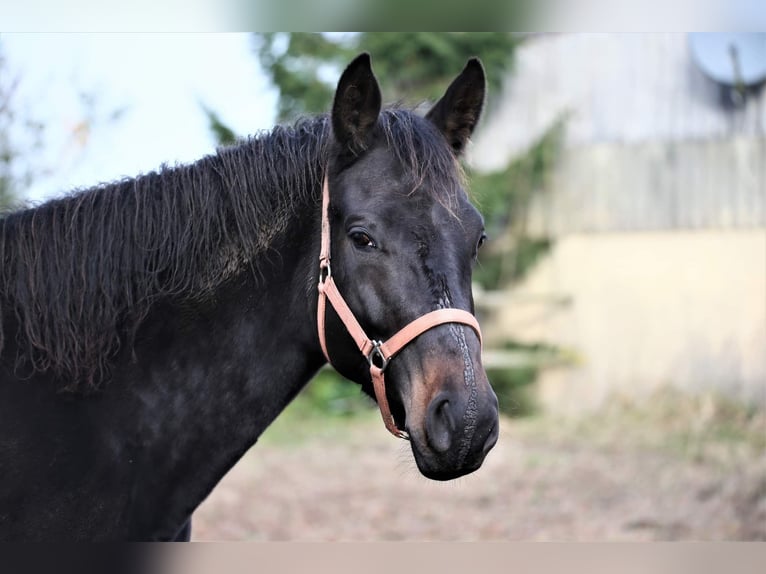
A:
406;367;499;481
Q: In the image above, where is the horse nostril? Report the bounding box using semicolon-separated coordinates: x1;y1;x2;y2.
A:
425;395;455;453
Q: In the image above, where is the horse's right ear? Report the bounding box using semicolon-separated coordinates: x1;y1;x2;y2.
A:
332;53;382;154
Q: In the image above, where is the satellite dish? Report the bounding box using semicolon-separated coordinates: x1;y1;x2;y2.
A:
689;33;766;88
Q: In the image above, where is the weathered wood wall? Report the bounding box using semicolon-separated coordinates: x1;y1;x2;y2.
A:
471;33;766;234
470;34;766;412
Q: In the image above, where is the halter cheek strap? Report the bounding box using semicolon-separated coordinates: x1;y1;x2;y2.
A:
316;174;483;439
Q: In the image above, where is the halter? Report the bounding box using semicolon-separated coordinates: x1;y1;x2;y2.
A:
316;174;482;439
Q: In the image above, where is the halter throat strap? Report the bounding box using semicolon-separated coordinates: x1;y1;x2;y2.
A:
316;174;482;439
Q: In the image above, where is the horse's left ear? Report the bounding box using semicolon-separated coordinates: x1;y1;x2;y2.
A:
426;58;486;156
332;53;382;154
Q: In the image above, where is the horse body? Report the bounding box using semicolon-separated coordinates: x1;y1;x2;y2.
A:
0;54;498;540
0;152;326;540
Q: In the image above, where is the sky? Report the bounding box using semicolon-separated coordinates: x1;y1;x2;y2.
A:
2;33;278;202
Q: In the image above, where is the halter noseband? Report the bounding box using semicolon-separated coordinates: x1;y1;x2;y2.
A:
316;174;483;439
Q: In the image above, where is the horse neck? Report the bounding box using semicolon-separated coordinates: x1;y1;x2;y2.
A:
114;183;326;537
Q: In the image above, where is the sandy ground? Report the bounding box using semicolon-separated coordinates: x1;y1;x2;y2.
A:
191;412;766;541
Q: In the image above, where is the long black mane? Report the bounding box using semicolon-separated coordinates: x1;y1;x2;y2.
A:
0;108;463;391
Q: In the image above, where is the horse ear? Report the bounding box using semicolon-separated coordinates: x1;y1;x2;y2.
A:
332;53;382;153
426;58;486;156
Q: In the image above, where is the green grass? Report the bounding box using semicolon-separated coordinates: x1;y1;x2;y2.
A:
259;370;379;446
262;369;764;471
513;388;766;467
259;358;546;446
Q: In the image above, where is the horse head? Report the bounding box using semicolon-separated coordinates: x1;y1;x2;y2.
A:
318;54;499;480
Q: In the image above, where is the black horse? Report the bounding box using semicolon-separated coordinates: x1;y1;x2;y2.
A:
0;54;498;541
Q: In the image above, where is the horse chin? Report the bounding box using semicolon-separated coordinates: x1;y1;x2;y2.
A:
408;431;493;482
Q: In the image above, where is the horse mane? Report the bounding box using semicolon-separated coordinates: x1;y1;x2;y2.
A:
0;108;464;391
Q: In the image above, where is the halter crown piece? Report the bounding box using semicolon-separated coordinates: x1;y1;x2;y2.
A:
316;174;483;439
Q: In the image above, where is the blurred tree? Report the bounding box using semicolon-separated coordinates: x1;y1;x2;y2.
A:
0;40;45;210
253;32;519;122
201;103;238;147
1;40;124;209
470;113;568;289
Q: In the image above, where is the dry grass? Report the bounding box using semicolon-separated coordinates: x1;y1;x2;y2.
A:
193;389;765;541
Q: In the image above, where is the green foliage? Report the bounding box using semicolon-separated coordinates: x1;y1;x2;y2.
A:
0;41;45;210
486;340;564;417
487;364;538;417
253;33;518;122
202;104;238;147
0;48;20;209
466;116;568;416
471;114;567;234
295;369;375;417
473;237;552;289
254;33;352;123
260;372;378;446
471;113;568;290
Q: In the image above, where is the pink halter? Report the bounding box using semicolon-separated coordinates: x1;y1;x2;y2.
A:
316;174;482;439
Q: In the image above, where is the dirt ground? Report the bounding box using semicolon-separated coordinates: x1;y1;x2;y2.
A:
192;408;766;541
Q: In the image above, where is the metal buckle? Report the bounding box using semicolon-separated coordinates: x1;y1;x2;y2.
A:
367;340;389;371
318;260;331;284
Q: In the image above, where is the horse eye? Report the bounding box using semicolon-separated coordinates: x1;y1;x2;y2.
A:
477;232;488;250
349;230;377;249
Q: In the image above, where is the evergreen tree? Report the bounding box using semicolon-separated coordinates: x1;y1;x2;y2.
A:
253;32;519;121
0;41;44;210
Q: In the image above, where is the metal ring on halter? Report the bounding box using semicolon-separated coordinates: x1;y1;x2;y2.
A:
318;260;331;284
367;341;389;371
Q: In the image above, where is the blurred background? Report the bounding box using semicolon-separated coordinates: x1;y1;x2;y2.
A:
1;32;764;540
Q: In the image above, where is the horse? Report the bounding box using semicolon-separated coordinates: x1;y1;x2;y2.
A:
0;53;499;541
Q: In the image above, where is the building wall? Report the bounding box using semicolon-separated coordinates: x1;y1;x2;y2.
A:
527;137;765;234
483;230;766;414
471;34;766;234
472;33;766;166
470;34;766;412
